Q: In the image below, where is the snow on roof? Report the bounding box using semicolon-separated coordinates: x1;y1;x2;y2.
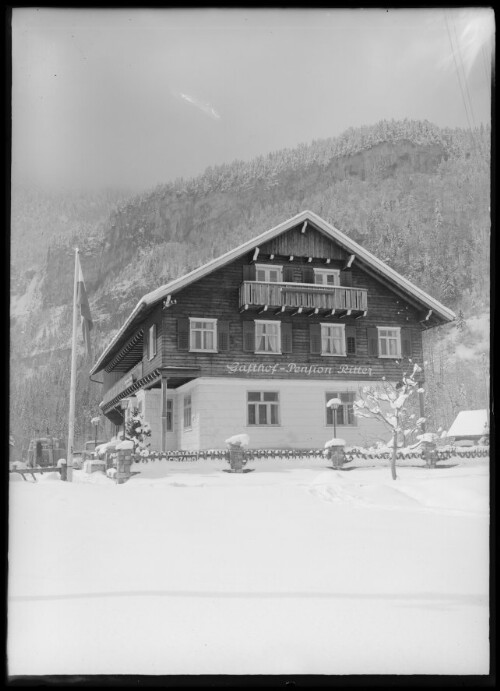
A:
91;210;456;374
447;410;488;438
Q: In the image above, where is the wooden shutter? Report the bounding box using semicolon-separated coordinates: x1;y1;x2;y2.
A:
242;321;255;352
281;322;293;354
302;266;314;284
341;270;353;287
401;328;412;358
177;318;189;351
367;327;378;356
243;265;256;281
292;266;303;283
346;324;357;355
310;323;322;354
283;266;294;282
218;321;230;352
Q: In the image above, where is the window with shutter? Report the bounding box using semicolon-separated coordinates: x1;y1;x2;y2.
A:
377;327;401;358
314;269;340;285
255;264;282;282
320;323;346;356
283;266;294;282
189;318;217;352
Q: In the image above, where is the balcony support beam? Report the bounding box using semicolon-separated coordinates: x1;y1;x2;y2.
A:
239;304;249;313
307;257;313;263
274;306;286;315
325;258;331;264
258;305;269;314
291;307;303;316
308;308;319;317
289;255;294;261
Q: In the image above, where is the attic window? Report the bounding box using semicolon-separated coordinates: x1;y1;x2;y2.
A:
314;268;340;286
255;264;282;283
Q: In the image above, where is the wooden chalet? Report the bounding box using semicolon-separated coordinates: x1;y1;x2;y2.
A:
90;210;455;450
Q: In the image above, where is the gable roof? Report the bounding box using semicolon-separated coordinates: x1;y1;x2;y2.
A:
447;409;488;437
91;210;456;374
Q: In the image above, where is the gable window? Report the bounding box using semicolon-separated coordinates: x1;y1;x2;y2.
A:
326;392;356;426
189;318;217;352
247;392;280;426
314;269;340;286
377;327;401;358
255;264;282;283
183;395;192;429
255;320;281;354
320;323;346;356
148;324;157;360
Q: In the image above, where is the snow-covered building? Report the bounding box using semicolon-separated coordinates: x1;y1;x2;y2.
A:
446;409;489;442
90;210;455;450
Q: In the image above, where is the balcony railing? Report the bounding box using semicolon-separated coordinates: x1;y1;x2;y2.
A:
239;281;368;312
102;361;144;408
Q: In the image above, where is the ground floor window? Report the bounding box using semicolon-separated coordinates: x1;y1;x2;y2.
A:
325;392;356;426
183;394;192;429
247;392;280;426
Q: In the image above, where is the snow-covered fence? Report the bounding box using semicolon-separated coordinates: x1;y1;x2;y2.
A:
117;445;489;465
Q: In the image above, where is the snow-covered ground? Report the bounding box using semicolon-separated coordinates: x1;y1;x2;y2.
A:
8;457;490;676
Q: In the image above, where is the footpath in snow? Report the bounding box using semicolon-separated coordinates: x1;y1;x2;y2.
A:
8;457;490;676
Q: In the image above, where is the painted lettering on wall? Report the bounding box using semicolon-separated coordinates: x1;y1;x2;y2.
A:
225;362;373;377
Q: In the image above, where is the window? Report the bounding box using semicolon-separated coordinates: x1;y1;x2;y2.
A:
326;392;356;426
255;264;282;283
189;318;217;352
183;395;192;429
314;269;340;286
148;324;157;360
320;323;346;356
377;327;401;358
248;392;280;426
166;399;173;432
255;320;281;354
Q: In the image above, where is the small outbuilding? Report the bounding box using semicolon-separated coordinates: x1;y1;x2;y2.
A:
446;409;488;443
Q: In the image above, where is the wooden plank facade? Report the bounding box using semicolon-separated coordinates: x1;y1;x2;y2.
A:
92;212;454;450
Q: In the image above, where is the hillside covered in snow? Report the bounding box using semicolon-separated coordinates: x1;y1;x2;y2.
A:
9;119;490;455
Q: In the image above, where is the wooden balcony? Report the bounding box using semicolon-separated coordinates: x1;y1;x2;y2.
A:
102;361;144;408
239;281;368;315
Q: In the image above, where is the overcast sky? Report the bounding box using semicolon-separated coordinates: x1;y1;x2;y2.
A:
11;8;494;193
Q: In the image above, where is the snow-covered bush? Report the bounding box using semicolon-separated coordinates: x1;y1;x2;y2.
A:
125;408;152;455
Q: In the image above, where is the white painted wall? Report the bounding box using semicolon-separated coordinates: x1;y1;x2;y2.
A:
176;377;390;450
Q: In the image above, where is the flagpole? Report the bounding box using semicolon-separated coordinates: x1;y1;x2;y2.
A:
66;248;80;482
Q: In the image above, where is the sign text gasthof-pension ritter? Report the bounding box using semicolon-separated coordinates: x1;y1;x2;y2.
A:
225;362;374;377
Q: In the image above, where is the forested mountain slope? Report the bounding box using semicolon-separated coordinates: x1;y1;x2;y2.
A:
10;119;490;456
